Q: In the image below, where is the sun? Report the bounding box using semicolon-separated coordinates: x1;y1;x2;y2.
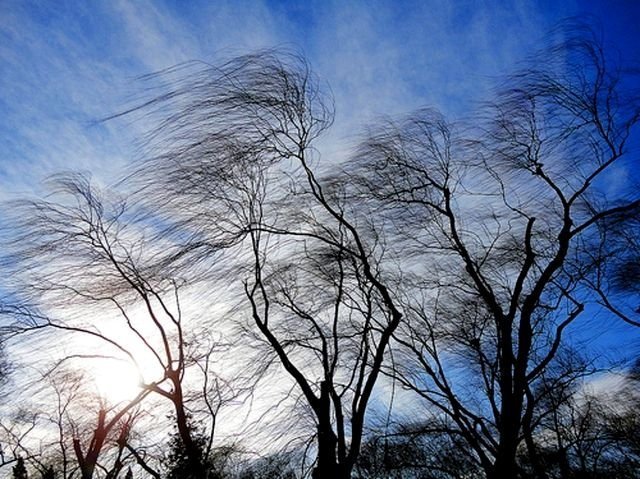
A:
93;359;144;405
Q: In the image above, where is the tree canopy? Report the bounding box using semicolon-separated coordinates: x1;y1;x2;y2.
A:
1;24;639;479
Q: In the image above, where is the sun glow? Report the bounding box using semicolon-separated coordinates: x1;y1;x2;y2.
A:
93;359;144;405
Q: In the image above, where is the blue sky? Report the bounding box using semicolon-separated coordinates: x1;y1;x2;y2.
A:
1;0;638;198
1;0;639;363
0;2;640;456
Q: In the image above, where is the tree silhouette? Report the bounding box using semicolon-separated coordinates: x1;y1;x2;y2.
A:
2;175;232;478
1;22;639;479
345;26;640;479
164;419;215;479
126;51;404;479
12;456;28;479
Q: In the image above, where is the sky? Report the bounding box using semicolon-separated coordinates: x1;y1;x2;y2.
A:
0;1;639;358
1;0;639;200
0;0;637;378
1;0;640;458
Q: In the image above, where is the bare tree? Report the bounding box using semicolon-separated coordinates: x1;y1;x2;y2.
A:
521;365;640;479
587;212;640;329
71;405;137;479
346;27;640;479
0;356;147;479
2;174;232;478
0;411;40;475
355;419;483;479
2;23;638;479
123;51;405;478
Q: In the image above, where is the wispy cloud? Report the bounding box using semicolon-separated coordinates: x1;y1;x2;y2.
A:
0;0;631;199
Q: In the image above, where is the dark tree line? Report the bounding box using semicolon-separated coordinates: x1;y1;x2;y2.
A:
1;24;639;478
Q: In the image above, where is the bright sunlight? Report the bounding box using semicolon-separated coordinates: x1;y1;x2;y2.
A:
93;359;143;404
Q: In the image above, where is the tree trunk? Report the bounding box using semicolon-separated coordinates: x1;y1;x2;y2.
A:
172;377;208;479
490;391;521;479
490;454;518;479
312;381;350;479
74;409;108;479
557;446;572;479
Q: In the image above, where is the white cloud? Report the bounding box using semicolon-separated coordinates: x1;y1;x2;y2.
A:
0;0;569;201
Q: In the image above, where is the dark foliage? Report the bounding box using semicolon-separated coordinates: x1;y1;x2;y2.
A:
164;419;217;479
12;457;28;479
